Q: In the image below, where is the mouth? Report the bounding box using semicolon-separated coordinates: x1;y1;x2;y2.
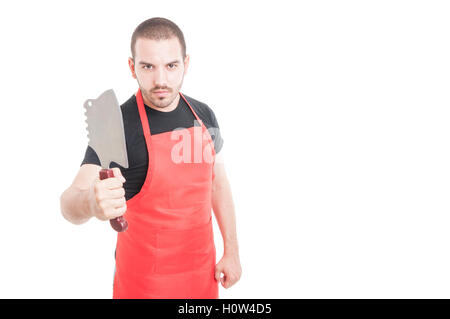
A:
153;90;169;97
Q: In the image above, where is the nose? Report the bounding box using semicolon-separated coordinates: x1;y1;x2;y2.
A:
154;67;168;88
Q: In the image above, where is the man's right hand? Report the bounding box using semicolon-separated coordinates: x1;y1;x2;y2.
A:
88;167;127;221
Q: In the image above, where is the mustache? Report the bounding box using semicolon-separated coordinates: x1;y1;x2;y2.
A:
152;87;171;92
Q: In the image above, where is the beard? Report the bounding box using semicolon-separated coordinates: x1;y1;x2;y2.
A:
140;79;184;109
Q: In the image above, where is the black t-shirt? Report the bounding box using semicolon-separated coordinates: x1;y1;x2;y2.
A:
81;93;224;201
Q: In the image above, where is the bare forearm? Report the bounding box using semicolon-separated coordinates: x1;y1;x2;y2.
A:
212;177;239;255
60;186;93;225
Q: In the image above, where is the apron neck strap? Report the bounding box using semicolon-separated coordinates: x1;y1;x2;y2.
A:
136;88;151;138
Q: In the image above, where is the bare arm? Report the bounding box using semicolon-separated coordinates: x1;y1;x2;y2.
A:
60;164;100;224
212;151;242;288
212;152;239;255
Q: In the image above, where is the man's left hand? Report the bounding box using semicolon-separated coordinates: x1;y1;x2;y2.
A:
214;252;242;289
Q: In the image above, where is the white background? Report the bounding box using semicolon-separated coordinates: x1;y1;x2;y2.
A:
0;0;449;298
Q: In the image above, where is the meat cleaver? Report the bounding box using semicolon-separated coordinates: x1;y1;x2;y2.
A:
83;89;129;232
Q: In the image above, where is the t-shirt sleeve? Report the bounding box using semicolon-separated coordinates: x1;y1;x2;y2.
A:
205;107;224;154
80;145;101;167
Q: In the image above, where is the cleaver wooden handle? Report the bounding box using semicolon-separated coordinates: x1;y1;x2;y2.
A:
99;168;128;232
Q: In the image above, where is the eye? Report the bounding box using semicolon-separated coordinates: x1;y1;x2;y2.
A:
143;64;152;70
168;63;177;69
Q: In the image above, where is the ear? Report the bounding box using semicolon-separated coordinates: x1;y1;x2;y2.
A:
183;54;190;76
128;57;137;79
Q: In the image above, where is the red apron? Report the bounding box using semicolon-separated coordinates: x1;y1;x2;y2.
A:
113;88;218;299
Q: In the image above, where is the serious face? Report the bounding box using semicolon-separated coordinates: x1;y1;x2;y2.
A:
129;37;189;109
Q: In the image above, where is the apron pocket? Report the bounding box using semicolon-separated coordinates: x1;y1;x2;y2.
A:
155;221;215;275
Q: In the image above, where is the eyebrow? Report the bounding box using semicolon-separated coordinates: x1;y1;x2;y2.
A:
139;60;181;66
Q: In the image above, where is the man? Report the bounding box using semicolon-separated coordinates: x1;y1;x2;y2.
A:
60;17;241;299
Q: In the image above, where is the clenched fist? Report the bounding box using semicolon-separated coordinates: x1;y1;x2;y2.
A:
88;167;127;221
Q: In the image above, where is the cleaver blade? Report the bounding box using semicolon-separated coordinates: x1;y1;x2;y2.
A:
83;89;129;169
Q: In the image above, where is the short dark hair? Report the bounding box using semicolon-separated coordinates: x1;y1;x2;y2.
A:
130;17;186;60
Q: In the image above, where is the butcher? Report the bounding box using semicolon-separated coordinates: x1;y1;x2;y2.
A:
60;17;241;299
